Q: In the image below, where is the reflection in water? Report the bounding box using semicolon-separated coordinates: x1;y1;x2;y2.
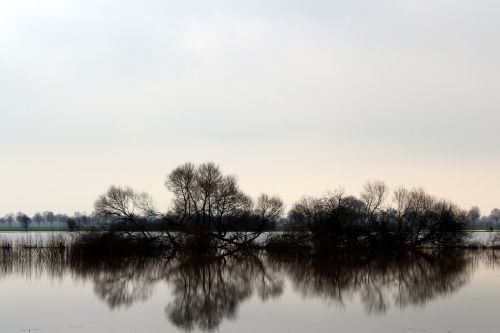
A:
90;259;160;309
165;255;283;331
268;250;476;315
0;248;492;331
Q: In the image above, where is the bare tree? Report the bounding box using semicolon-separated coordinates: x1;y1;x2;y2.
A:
392;187;409;232
255;194;284;223
286;190;366;249
392;188;468;247
166;162;263;248
94;185;157;240
360;181;388;222
284;184;469;249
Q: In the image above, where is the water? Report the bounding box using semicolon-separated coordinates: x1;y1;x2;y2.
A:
0;232;499;332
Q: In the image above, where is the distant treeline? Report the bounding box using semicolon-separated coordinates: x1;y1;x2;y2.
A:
0;211;108;231
2;206;498;232
2;162;498;252
467;207;500;229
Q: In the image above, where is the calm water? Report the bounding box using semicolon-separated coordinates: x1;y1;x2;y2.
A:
1;232;500;333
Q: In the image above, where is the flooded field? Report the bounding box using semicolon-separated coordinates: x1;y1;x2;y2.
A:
0;232;499;332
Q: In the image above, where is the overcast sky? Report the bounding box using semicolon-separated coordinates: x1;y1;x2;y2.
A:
1;0;499;216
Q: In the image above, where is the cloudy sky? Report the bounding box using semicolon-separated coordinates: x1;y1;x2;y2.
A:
1;0;499;216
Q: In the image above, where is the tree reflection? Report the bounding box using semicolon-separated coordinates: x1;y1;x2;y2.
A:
267;249;476;314
0;248;495;331
165;254;283;331
90;259;160;309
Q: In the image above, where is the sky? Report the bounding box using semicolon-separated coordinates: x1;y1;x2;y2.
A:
1;0;499;216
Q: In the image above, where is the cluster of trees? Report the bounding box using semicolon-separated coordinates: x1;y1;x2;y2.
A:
94;162;284;251
281;182;469;250
90;162;475;251
2;162;494;251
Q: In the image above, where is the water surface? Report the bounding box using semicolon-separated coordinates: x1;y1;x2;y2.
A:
0;232;499;332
